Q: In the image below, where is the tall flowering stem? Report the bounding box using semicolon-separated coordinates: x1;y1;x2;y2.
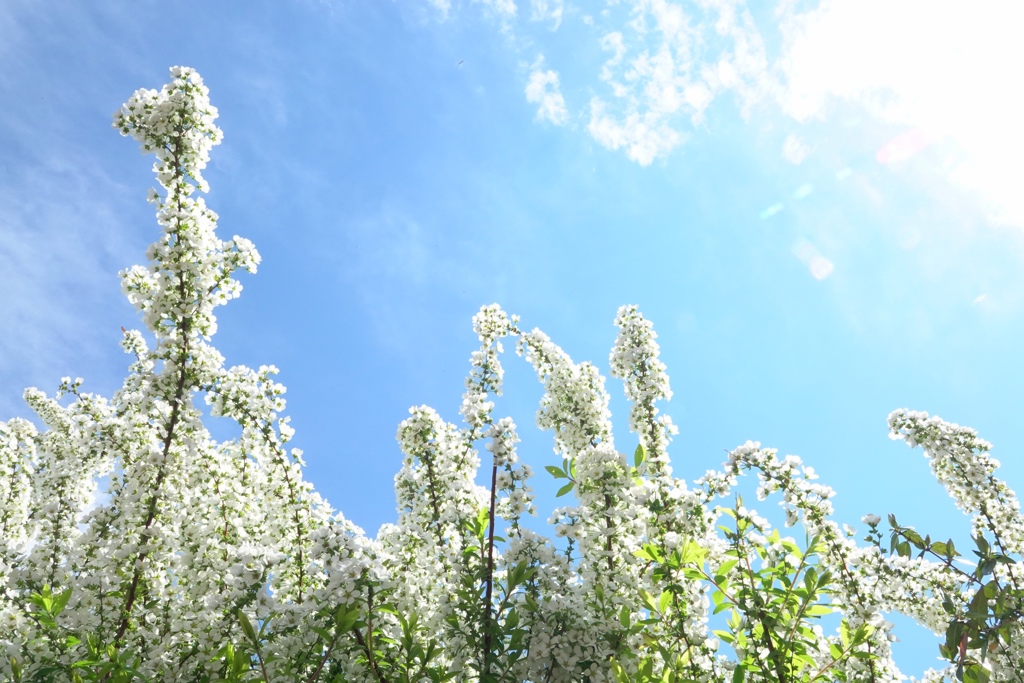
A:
0;68;379;682
888;411;1024;683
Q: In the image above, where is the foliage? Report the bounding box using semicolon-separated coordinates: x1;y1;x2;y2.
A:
2;67;1023;682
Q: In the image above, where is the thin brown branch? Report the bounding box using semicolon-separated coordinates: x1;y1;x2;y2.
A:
483;459;499;676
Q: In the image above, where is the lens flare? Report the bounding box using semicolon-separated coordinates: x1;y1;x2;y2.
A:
876;128;935;165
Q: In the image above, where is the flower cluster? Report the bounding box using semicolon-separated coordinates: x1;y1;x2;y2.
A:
609;304;676;477
888;410;1024;681
889;410;1024;557
0;68;372;682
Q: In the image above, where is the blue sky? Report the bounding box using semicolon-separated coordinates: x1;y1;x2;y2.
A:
3;0;1024;674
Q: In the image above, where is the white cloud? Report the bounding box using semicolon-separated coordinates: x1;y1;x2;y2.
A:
0;153;142;418
776;0;1024;227
588;97;681;166
525;57;569;125
429;0;1024;226
417;0;767;165
782;133;810;164
530;0;563;28
473;0;517;19
576;0;1024;229
582;0;768;164
424;0;452;17
598;32;628;96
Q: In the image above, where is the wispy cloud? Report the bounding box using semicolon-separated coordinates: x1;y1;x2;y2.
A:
525;56;569;125
433;0;1024;231
0;154;142;418
583;1;768;164
0;4;147;417
529;0;563;28
424;0;452;18
472;0;517;20
423;0;515;23
587;97;682;166
423;0;771;165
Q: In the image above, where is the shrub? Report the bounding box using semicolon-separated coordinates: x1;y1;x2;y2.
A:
1;67;1021;683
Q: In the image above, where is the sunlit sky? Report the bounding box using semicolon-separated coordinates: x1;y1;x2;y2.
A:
4;0;1024;675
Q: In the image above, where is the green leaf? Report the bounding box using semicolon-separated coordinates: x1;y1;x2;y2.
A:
473;506;489;540
853;624;874;644
635;544;662;563
964;663;991;683
29;585;53;613
713;629;735;644
968;589;989;618
977;558;996;579
658;590;671;614
680;540;706;566
237;609;257;645
903;528;925;548
713;601;732;615
610;657;630;683
732;663;745;683
337;608;359;632
53;587;73;615
840;619;852;647
545;465;567;479
556;482;575;497
634;444;646;468
640;656;654;678
945;621;965;660
975;534;990;555
640;590;658;613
